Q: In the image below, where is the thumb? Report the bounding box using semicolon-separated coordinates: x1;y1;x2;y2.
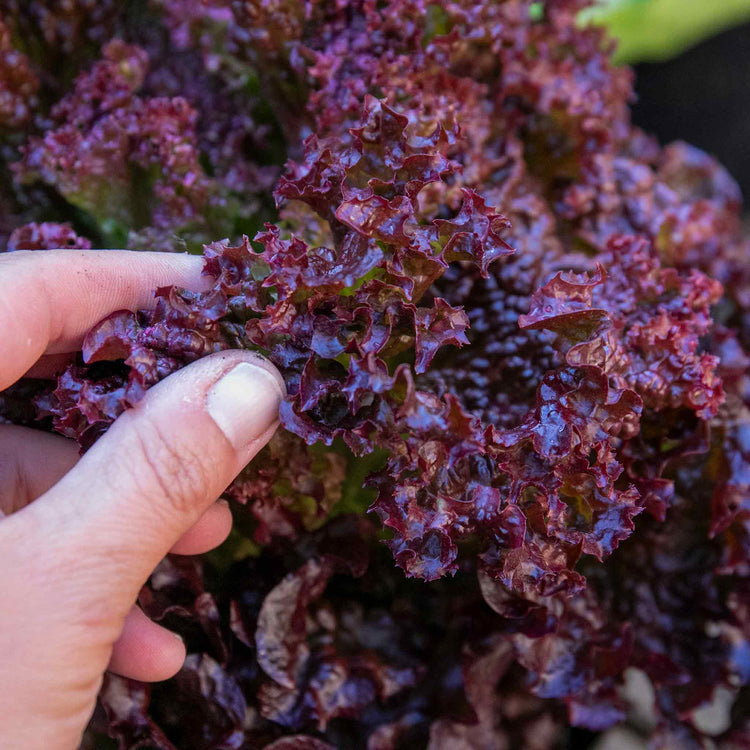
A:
4;350;284;622
0;350;283;748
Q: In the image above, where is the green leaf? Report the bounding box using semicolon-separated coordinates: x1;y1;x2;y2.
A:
580;0;750;63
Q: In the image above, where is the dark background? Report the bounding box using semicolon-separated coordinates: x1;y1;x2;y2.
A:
632;20;750;201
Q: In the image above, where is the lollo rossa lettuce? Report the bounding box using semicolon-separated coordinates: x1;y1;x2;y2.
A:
0;1;748;748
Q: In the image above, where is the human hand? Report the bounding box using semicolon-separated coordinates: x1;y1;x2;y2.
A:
0;250;284;749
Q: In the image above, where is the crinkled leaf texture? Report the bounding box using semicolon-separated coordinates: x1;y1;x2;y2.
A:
0;0;747;748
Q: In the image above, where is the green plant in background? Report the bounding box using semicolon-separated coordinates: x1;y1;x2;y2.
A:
581;0;750;63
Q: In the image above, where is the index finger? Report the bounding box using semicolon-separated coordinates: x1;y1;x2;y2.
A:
0;250;208;391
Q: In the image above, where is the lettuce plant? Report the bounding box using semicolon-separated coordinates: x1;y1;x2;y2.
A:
0;1;748;748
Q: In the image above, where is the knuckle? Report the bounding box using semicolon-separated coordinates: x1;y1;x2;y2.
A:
129;416;214;517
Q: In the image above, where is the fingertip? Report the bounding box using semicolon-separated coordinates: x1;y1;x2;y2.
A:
147;251;213;295
108;606;186;683
205;359;284;453
169;499;233;555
